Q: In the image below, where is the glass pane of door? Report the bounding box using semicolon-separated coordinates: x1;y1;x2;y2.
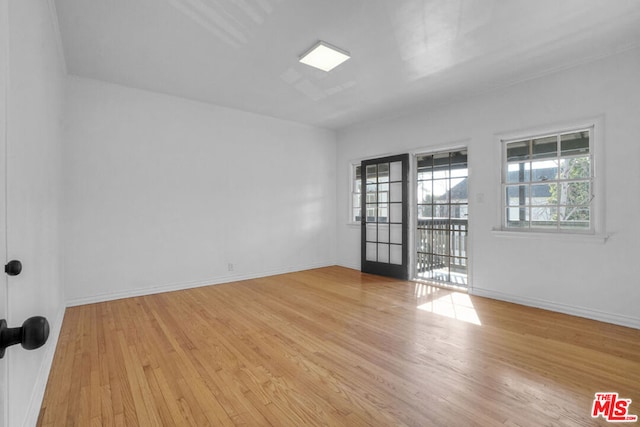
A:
416;150;468;287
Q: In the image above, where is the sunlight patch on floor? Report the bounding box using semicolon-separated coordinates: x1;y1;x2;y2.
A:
416;286;481;325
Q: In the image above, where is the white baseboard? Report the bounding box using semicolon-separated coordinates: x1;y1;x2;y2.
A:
337;262;360;271
22;305;66;427
65;261;336;307
470;287;640;330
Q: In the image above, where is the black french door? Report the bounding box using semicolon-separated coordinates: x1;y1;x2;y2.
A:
361;154;409;279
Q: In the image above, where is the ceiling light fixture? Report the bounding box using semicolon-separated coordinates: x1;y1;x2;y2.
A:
299;41;350;72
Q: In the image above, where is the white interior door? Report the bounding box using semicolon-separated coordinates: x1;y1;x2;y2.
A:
0;1;8;425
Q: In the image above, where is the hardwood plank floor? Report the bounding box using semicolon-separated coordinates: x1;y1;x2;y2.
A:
38;267;640;426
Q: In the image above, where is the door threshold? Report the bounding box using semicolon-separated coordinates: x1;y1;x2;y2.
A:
412;277;469;293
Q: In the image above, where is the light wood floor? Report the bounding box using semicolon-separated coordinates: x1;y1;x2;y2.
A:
38;267;640;426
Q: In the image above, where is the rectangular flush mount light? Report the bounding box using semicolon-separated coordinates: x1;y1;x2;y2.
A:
299;41;350;72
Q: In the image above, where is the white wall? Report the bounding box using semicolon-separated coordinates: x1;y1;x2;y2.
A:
6;0;66;425
336;48;640;329
62;77;337;304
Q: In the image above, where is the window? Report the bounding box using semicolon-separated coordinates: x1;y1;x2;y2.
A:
350;164;362;223
502;127;594;232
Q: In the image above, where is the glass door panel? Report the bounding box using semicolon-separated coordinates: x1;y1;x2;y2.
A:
416;150;468;287
361;154;409;279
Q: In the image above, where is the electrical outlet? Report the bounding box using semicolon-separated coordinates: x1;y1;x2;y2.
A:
228;263;234;272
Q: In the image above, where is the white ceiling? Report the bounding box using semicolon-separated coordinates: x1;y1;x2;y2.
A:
54;0;640;130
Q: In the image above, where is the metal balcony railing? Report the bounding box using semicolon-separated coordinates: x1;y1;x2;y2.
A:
416;218;468;285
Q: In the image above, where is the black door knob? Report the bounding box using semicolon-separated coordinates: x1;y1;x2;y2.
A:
0;316;49;358
5;260;22;276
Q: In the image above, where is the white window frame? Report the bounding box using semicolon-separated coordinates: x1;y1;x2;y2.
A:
496;117;606;240
348;161;362;225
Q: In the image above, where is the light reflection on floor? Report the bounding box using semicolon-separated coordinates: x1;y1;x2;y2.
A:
414;282;481;325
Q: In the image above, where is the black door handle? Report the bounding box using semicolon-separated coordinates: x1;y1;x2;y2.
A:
5;260;22;276
0;316;49;358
